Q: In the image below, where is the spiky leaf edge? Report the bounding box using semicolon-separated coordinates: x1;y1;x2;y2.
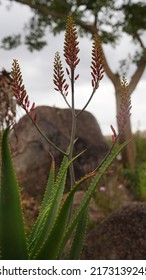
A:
28;150;86;258
0;128;28;259
69;205;89;260
57;139;132;259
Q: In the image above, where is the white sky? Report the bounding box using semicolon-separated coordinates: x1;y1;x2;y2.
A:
0;0;146;135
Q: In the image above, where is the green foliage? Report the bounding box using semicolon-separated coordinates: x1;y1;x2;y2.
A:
24;14;51;51
2;0;145;53
123;164;146;201
122;133;146;200
57;139;131;258
0;130;83;259
137;163;146;200
122;2;146;35
50;0;71;14
0;129;28;260
135;133;146;163
1;35;21;50
123;167;139;198
69;206;88;260
0;126;131;259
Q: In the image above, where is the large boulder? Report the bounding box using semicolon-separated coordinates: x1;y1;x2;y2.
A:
82;202;146;259
9;106;109;197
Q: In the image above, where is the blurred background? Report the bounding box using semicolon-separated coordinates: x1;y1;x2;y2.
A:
0;0;146;135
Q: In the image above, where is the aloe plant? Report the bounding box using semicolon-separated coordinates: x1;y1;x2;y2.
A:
0;128;131;260
0;16;132;260
0;129;28;260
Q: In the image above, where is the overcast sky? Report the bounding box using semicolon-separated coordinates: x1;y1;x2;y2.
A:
0;0;146;135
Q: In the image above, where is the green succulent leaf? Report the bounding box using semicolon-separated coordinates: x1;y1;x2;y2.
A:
28;159;55;249
39;159;55;213
58;139;132;258
34;172;92;260
69;205;88;260
28;149;85;259
0;129;28;260
28;154;68;258
33;140;130;260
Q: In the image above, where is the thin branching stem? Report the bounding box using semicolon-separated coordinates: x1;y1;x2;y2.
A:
26;111;67;156
93;136;119;173
60;91;71;108
76;88;96;118
93;130;132;173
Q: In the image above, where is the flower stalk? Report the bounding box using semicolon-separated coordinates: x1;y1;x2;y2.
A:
110;76;132;144
76;34;104;117
63;16;80;186
11;59;67;156
53;18;105;187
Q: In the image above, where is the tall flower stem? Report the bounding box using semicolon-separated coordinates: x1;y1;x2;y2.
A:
63;16;80;188
76;88;96;118
68;67;77;187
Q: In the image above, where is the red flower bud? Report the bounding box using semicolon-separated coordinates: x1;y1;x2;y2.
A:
66;68;70;75
75;74;79;81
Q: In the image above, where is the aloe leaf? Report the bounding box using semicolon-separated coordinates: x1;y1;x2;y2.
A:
58;139;132;257
69;205;88;260
34;173;94;260
28;150;85;258
28;160;55;247
39;159;55;213
0;129;28;260
28;155;68;257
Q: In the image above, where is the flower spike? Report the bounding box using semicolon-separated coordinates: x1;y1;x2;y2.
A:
91;35;104;89
117;76;132;132
53;52;69;96
110;124;117;143
64;16;80;69
110;76;132;143
11;59;36;121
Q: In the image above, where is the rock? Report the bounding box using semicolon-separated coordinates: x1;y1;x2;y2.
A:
82;202;146;259
9;106;109;197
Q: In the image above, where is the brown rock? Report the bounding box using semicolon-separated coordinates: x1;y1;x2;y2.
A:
9;106;109;197
82;202;146;259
